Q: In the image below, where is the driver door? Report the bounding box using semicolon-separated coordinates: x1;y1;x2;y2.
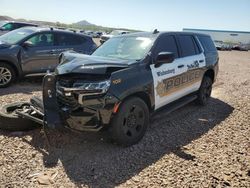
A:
150;35;188;110
21;32;58;74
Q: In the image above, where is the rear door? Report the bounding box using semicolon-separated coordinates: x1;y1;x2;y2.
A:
176;35;206;93
21;32;57;73
54;32;93;55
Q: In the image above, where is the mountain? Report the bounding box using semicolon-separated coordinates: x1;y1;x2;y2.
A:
0;15;14;21
0;15;139;32
75;20;95;26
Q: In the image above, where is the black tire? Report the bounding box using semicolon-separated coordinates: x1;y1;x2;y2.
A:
196;76;213;106
0;102;41;131
110;97;149;147
0;62;16;88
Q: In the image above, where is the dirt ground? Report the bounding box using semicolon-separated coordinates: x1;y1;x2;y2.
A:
0;51;249;187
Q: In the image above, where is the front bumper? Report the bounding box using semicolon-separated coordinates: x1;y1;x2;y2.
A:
42;74;120;131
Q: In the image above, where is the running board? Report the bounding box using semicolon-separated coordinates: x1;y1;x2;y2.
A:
152;94;197;117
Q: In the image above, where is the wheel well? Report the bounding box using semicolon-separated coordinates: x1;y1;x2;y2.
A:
123;92;152;112
204;69;215;83
0;61;19;77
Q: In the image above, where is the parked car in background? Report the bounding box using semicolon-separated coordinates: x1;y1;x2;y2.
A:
0;27;97;87
214;40;232;51
94;31;103;38
0;21;37;36
232;44;248;51
100;30;130;44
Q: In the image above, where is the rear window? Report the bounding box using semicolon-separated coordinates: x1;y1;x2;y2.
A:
178;35;199;57
198;36;217;52
55;33;86;46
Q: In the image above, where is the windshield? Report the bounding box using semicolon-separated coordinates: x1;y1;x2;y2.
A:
0;27;36;44
92;36;154;60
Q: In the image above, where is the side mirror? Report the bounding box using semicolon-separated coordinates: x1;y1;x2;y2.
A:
22;41;33;48
155;52;175;67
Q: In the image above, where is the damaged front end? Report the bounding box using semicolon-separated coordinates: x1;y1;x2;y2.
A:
43;52;129;131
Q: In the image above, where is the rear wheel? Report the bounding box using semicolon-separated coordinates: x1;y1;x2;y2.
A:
110;97;149;147
196;76;213;105
0;102;41;131
0;62;16;88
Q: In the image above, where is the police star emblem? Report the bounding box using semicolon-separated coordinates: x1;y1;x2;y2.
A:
156;81;165;97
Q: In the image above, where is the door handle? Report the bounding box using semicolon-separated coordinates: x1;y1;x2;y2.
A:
199;59;204;63
178;64;184;68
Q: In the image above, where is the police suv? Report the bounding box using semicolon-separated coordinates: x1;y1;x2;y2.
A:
0;30;219;147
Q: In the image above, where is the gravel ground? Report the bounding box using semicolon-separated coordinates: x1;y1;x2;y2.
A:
0;51;249;187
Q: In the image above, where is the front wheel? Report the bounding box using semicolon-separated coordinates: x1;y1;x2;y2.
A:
110;97;149;147
196;76;213;105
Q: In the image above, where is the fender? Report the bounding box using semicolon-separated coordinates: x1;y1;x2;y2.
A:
0;46;23;77
109;62;155;109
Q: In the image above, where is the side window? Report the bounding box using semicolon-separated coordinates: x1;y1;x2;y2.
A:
26;33;54;47
197;36;217;52
55;33;86;46
178;35;198;57
154;35;179;58
2;23;14;31
13;23;23;29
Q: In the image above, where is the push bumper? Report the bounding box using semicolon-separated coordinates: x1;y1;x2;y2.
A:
42;74;120;131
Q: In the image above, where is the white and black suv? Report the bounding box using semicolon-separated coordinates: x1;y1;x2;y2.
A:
0;31;219;146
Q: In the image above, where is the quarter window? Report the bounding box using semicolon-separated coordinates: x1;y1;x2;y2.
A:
55;33;86;46
197;36;217;52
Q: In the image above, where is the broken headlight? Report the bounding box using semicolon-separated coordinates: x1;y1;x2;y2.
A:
72;80;111;94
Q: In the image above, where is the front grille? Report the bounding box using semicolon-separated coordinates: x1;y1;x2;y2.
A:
57;78;74;87
56;74;110;110
56;79;79;110
57;92;79;110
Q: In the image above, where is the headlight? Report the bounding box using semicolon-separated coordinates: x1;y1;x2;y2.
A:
57;79;111;97
73;80;111;93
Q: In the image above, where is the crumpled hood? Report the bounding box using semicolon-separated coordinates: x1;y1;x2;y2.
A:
55;51;133;75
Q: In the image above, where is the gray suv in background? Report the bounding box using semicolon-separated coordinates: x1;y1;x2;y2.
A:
0;27;97;87
0;21;37;36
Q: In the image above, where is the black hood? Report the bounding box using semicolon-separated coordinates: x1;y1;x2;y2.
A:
56;51;134;75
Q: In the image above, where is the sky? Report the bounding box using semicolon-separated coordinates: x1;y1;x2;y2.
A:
0;0;250;31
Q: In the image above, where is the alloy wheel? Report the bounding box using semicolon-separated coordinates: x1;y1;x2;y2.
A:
0;67;12;86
